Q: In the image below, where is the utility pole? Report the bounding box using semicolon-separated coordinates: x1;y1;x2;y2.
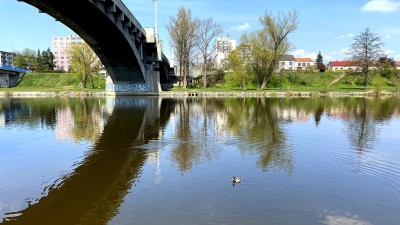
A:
153;0;158;35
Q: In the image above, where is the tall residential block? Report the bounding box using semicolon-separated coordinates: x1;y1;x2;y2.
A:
214;37;236;68
52;34;84;71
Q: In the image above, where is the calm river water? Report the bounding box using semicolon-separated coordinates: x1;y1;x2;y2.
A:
0;96;399;225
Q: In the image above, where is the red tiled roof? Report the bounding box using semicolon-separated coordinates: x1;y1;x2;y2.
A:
295;58;313;62
329;61;359;67
396;61;400;66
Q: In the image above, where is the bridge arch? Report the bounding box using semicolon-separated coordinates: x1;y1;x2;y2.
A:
18;0;161;85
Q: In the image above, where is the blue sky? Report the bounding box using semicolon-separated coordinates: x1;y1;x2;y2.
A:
1;0;400;62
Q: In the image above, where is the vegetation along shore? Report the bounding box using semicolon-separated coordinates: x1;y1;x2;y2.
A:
1;71;399;97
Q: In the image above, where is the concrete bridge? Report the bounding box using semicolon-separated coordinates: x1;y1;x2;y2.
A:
17;0;176;94
0;66;30;88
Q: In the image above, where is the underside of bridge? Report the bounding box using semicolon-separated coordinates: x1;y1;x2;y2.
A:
19;0;176;93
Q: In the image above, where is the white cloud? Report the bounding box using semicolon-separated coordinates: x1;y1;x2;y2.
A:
361;0;400;13
230;22;251;31
323;215;372;225
382;28;400;39
291;49;317;60
336;33;354;39
340;48;349;53
384;49;396;55
394;54;400;60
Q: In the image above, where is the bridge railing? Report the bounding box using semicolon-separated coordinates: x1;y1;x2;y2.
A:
0;65;32;73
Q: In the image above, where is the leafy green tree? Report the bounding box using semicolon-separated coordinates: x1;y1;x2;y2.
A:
36;50;44;70
348;27;384;89
42;48;55;71
68;43;101;88
259;10;299;89
228;49;250;90
377;56;396;79
13;48;37;70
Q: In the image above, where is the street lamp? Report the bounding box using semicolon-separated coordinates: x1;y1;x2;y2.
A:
153;0;158;35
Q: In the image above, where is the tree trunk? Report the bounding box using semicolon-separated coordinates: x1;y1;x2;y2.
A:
90;73;95;88
364;71;369;90
203;55;208;88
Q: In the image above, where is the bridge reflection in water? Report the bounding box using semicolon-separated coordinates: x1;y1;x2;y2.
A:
2;97;175;225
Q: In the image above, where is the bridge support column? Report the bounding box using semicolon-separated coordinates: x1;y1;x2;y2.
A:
106;63;162;95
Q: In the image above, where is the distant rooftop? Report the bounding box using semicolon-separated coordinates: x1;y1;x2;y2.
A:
295;58;313;62
280;54;295;61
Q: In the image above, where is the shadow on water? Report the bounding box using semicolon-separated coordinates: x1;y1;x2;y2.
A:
1;96;399;225
1;97;175;225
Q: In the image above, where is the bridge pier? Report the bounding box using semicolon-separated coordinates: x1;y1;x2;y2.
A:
106;63;162;95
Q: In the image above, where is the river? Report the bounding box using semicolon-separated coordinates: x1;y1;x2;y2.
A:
1;96;399;225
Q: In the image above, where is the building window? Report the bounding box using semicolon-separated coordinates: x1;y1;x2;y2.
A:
302;63;306;67
307;63;310;66
289;62;292;66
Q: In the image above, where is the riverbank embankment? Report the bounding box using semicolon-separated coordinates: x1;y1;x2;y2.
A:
0;90;398;98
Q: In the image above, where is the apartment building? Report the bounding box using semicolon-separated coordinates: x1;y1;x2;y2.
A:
52;34;84;71
0;51;16;67
214;37;236;68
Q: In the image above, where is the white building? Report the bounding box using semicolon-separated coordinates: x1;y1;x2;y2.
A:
279;55;295;70
0;51;16;67
294;58;314;70
214;37;236;68
52;34;84;71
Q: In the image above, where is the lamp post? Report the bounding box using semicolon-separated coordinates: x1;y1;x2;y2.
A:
153;0;158;35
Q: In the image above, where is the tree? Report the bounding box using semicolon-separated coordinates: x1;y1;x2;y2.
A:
240;30;273;89
315;51;326;72
377;56;396;79
348;27;385;89
42;48;55;71
36;48;55;71
13;48;37;70
36;49;44;71
228;49;250;90
197;17;223;88
68;43;101;88
166;7;199;89
259;10;299;89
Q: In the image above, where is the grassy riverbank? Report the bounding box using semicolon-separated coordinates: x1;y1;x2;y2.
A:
1;71;399;95
5;72;106;92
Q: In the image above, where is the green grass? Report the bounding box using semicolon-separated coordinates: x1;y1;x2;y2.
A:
5;72;105;92
2;70;399;94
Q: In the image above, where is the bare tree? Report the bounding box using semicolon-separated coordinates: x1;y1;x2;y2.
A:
259;10;298;89
166;7;199;88
197;17;223;88
348;27;385;89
